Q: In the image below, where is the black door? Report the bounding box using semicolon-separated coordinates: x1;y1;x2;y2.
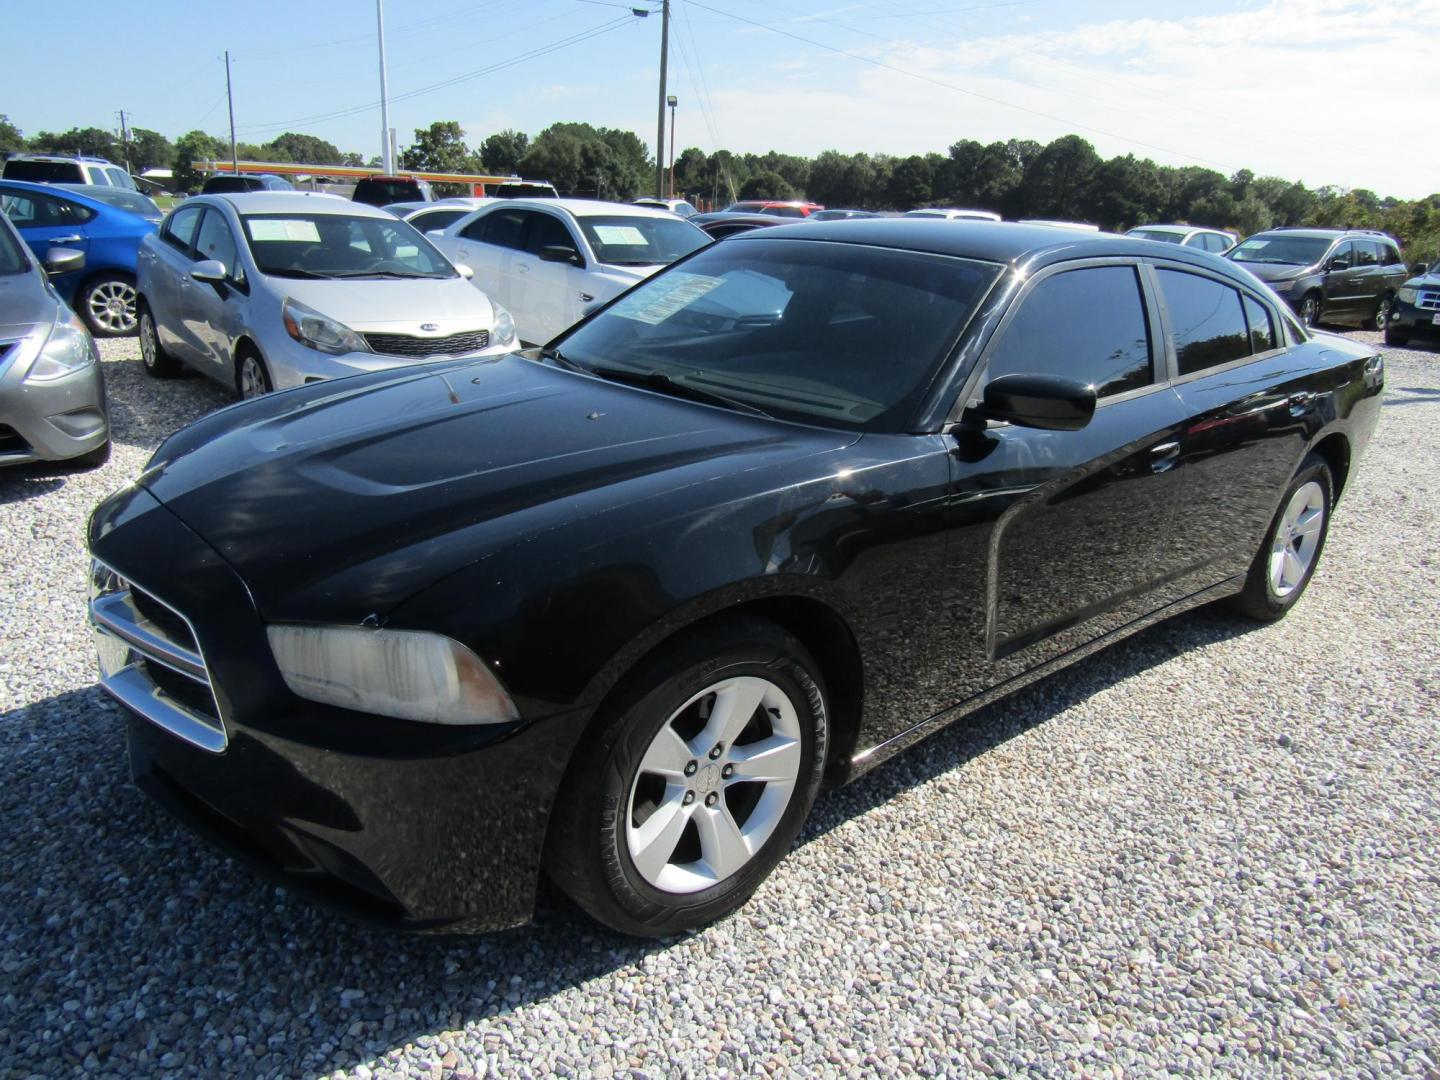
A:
1321;241;1364;321
953;262;1193;674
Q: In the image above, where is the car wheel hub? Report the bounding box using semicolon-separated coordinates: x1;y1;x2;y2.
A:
88;281;137;333
625;675;802;894
1268;480;1325;598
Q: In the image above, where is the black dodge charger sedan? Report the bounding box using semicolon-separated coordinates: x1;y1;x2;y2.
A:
88;221;1383;937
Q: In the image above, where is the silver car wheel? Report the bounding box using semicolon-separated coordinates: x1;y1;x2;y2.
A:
626;675;803;894
238;355;269;399
1268;480;1325;598
86;278;138;335
139;312;158;369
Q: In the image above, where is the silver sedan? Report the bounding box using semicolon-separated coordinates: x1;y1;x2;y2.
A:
135;193;517;398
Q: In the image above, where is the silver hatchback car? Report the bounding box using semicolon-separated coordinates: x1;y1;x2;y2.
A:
0;212;110;468
135;193;517;398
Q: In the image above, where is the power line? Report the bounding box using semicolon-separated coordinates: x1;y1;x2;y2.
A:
685;0;1232;170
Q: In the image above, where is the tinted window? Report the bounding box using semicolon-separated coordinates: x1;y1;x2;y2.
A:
409;209;467;234
1381;244;1401;266
164;205;203;253
475;209;525;248
1327;242;1354;271
4;159;85;183
1243;295;1276;354
1128;229;1184;244
1355;241;1380;267
1205;234;1230;252
988;266;1152;397
557;238;999;432
0;190;71;228
1157;269;1251;376
194;209;241;279
575;215;708;266
522;212;576;255
352;178;423;206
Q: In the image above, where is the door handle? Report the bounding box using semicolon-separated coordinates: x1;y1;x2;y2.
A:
49;235;83;244
1149;441;1181;473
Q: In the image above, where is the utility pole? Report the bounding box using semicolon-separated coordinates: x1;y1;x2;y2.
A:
377;0;394;173
116;110;132;174
654;0;669;199
224;51;238;170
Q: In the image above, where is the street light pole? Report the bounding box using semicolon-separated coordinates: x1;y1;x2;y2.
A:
667;95;677;199
377;0;394;173
224;51;238;171
654;0;669;199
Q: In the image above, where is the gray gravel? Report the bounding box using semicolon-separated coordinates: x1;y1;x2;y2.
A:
2;333;1438;1079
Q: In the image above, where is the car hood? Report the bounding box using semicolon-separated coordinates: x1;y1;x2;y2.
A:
0;269;58;342
275;275;496;334
138;354;858;618
1402;271;1440;290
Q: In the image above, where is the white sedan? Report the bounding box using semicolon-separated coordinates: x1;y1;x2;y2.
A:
430;199;709;345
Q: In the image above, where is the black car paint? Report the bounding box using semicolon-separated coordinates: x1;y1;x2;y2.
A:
89;222;1383;932
1387;269;1440;342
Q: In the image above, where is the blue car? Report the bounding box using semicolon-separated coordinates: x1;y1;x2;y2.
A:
0;178;156;336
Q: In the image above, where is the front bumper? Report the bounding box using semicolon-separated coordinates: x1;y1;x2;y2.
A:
89;483;584;933
262;333;513;392
0;341;109;465
1388;298;1440;339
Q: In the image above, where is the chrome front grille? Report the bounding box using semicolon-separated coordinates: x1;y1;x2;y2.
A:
1417;290;1440;312
89;559;227;752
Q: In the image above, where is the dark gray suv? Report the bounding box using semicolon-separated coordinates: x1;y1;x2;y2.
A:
1226;228;1409;330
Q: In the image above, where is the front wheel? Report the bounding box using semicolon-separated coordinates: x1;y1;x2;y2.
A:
80;272;138;337
545;617;829;937
1297;292;1321;328
1227;455;1333;621
235;348;272;400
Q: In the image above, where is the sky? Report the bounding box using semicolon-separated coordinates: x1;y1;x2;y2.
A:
3;0;1438;198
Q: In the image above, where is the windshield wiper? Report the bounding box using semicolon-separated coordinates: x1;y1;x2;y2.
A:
587;365;772;418
325;269;444;279
539;346;584;371
264;267;331;279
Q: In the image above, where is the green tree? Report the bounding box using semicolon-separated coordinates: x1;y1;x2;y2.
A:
0;115;24;153
29;126;116;159
738;170;794;200
401;121;477;173
519;122;650;197
479;129;529;175
127;128;173;173
172;130;225;193
1018;135;1101;220
1085;154;1165;230
265;132;345;165
886;155;933;210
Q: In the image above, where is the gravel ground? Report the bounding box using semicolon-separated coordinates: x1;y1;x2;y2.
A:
1;333;1437;1079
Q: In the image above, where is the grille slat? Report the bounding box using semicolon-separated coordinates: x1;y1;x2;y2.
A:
364;329;490;358
1417;290;1440;312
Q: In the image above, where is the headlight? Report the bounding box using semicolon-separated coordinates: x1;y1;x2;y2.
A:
267;624;519;726
25;310;97;383
1398;287;1418;304
492;305;517;348
1268;279;1295;293
282;297;368;355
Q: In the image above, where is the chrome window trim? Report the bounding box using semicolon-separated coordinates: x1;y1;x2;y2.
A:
89;556;229;753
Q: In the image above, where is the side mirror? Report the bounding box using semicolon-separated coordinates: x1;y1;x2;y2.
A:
539;245;583;267
190;259;227;284
1415;262;1429;275
976;374;1096;431
454;263;474;280
43;247;85;276
1327;258;1350;273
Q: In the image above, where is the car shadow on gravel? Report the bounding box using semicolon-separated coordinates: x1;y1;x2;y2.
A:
0;606;1263;1077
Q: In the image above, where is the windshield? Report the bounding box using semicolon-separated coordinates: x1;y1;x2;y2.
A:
86;189;160;218
0;221;28;275
576;215;708;267
354;179;422;206
240;213;455;279
551;238;1000;431
1229;235;1331;265
1127;228;1185;244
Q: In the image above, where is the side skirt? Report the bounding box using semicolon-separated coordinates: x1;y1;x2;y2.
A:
843;575;1245;781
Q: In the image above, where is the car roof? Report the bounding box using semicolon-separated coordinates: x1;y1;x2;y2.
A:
1247;228;1394;243
731;218;1249;272
0;177;114;211
7;153;115;164
205;192;396;217
1129;224;1197;234
480;198;681;219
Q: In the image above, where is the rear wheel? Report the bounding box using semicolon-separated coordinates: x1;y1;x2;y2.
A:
235;347;272;400
1227;455;1333;621
138;302;181;378
545;617;829;937
1298;291;1321;328
1373;293;1394;332
80;272;138;337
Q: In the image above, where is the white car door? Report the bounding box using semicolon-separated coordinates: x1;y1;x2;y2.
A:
447;208;524;312
508;210;585;345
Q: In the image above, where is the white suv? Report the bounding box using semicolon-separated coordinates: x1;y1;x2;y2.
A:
3;155;137;190
430;199;709;345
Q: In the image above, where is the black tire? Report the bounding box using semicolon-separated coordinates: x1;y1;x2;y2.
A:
1372;293;1394;332
1384;325;1410;347
234;346;273;399
67;439;112;470
78;272;138;338
1298;291;1322;328
545;616;829;937
137;302;181;378
1227;454;1333;622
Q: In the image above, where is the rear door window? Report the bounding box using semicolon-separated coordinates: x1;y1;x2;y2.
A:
478;209;526;249
1157;268;1252;375
1355;241;1380;267
987;265;1153;398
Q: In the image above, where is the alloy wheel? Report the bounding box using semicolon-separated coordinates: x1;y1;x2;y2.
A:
626;675;802;894
238;355;269;399
1375;296;1393;331
87;279;138;335
139;313;158;369
1300;295;1319;327
1268;480;1325;598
